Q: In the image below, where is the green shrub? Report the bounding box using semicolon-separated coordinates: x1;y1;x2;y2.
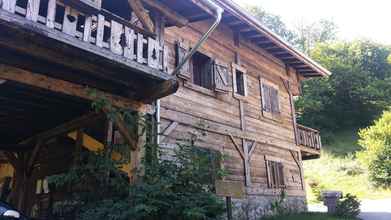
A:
308;179;327;202
358;111;391;187
335;194;361;218
48;98;226;220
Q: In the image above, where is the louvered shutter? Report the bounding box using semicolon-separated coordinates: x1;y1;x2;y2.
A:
266;160;272;188
175;41;191;79
213;60;231;93
278;162;285;187
270;87;280;114
262;84;271;112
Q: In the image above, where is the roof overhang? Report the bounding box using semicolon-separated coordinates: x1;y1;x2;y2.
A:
159;0;331;78
215;0;331;78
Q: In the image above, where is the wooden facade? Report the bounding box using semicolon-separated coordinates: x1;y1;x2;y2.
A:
0;0;329;218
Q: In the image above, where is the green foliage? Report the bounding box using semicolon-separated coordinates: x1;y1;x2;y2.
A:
48;99;226;220
244;5;297;45
335;194;361;218
357;111;391;187
270;190;287;216
296;40;391;140
307;179;327;202
304;151;391;203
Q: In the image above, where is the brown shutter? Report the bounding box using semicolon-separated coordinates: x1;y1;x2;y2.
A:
278;162;285;187
265;158;272;188
261;84;271;112
175;41;190;79
270;87;280;114
213;60;231;93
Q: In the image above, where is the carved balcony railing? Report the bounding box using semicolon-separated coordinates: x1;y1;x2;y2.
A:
0;0;167;71
296;124;322;159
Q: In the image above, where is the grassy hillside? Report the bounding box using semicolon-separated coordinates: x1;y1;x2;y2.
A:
304;129;391;203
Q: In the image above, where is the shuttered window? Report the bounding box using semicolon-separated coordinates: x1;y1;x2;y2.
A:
266;160;285;188
192;52;214;90
261;81;280;117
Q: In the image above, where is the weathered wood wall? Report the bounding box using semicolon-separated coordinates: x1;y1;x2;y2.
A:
161;19;305;197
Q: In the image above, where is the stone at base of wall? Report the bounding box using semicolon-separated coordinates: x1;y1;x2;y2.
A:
228;195;307;220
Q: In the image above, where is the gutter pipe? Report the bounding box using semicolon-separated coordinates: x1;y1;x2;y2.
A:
171;0;224;76
157;0;224;145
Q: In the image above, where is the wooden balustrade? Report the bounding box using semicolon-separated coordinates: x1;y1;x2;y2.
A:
0;0;168;72
296;124;322;151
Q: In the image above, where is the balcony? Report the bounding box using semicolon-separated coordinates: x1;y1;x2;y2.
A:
0;0;177;102
297;124;322;160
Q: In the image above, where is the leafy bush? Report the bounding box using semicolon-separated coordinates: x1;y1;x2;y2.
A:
48;99;226;220
307;179;327;202
358;111;391;187
335;194;361;218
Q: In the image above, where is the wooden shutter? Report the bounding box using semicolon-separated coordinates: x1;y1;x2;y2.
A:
278;162;285;187
266;159;272;188
270;87;280;114
213;60;231;93
261;83;271;112
175;41;191;79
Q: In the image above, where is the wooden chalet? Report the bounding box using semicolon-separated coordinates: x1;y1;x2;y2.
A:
0;0;330;218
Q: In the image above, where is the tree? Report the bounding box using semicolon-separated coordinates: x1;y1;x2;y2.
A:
357;111;391;187
244;5;297;45
294;19;338;54
296;40;391;136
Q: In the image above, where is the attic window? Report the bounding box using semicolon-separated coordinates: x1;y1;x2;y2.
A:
191;52;213;90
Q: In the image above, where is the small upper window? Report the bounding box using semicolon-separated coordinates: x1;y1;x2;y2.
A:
191;52;213;90
232;63;247;97
236;70;245;96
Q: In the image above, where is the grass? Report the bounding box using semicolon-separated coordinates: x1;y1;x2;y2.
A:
304;129;391;203
262;213;358;220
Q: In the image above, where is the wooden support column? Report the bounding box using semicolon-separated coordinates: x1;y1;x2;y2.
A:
233;31;252;186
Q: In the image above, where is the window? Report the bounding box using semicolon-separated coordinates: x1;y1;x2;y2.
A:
191;52;214;90
266;160;285;188
175;41;231;94
260;80;280;119
232;63;247;97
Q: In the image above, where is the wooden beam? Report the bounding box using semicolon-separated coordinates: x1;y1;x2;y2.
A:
141;0;188;27
229;134;244;160
160;121;178;142
0;64;152;113
139;79;179;103
290;150;304;190
102;107;138;151
26;140;43;176
20;112;104;145
128;0;154;33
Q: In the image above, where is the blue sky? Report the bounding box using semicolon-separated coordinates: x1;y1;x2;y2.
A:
235;0;391;45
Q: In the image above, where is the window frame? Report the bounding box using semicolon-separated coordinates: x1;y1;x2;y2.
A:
260;78;281;121
190;52;214;90
232;63;248;98
265;156;286;189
